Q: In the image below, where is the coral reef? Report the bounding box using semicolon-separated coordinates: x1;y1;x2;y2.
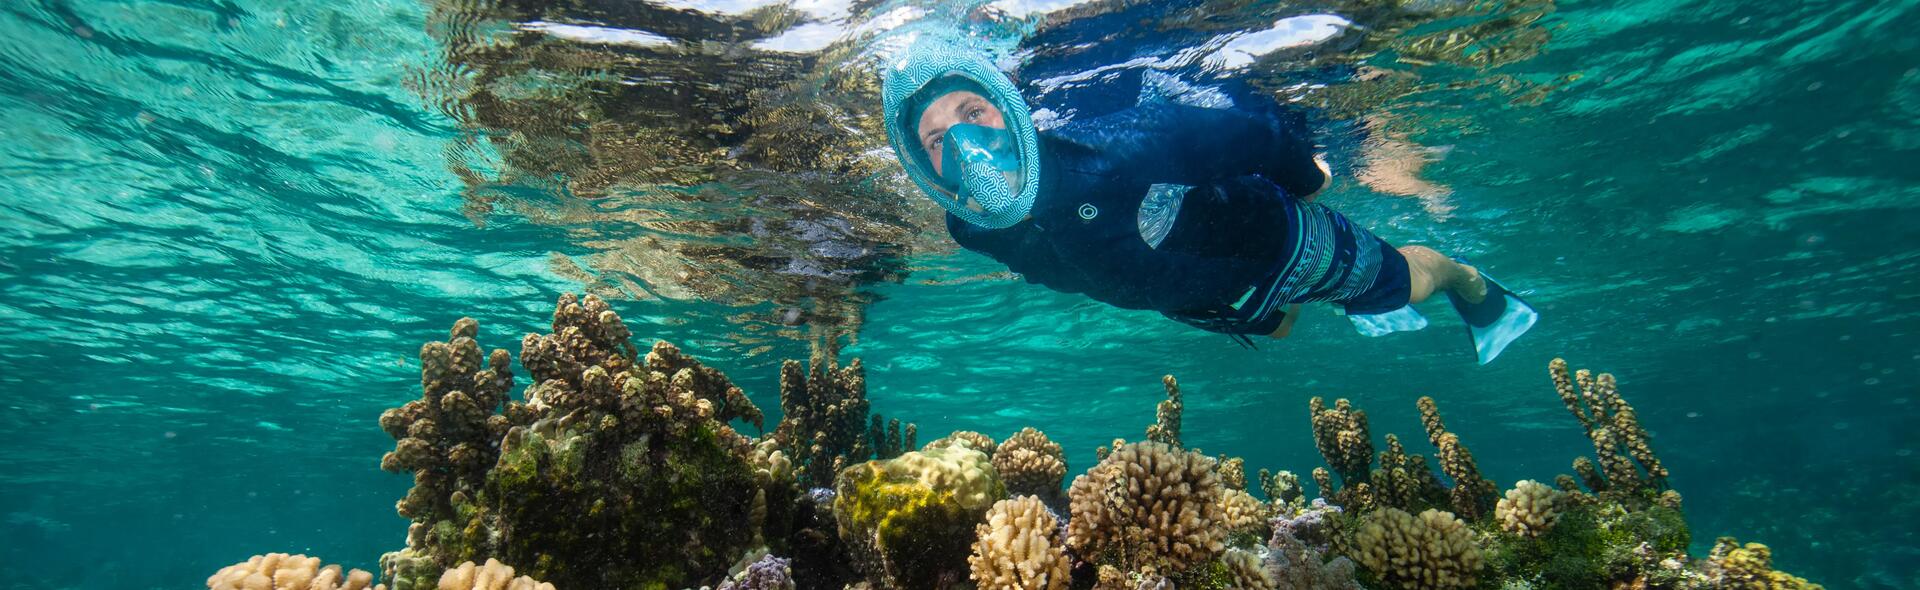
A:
207;553;384;590
1496;479;1566;538
1354;507;1483;589
436;559;555;590
968;496;1071;590
223;303;1831;590
992;427;1067;502
833;442;1005;588
1067;441;1229;582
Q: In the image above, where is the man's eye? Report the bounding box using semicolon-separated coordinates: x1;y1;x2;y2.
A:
965;108;984;121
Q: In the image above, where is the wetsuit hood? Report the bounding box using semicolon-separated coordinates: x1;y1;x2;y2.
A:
881;36;1040;229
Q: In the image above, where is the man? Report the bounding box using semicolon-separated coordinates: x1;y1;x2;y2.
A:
881;37;1535;363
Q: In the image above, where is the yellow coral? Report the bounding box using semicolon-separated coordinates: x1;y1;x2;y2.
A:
835;443;1007;588
1354;508;1483;590
207;553;384;590
969;496;1071;590
879;443;1003;510
993;427;1067;499
1495;480;1564;538
435;559;555;590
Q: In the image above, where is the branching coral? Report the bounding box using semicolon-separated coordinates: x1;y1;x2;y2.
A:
1550;358;1668;499
207;553;384;590
1417;396;1497;519
834;443;1006;588
1370;433;1448;514
380;317;518;534
1146;375;1183;447
773;351;914;487
1067;441;1229;578
1219;488;1271;540
969;496;1071;590
1496;480;1565;538
1308;397;1373;488
1354;508;1484;590
436;559;555;590
992;427;1067;501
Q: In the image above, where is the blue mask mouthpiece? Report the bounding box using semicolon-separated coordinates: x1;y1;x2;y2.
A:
937;123;1024;216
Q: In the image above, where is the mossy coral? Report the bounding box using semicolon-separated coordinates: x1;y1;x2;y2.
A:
833;442;1005;588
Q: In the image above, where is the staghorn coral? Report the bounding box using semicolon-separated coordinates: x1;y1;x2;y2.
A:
969;496;1071;590
992;427;1068;501
924;430;996;456
1354;507;1484;590
1147;375;1184;446
1417;396;1498;519
1067;441;1229;578
1691;538;1824;590
435;559;554;590
715;554;796;590
380;317;518;532
1549;358;1668;499
1496;480;1565;538
834;443;1006;588
1370;433;1449;513
1308;397;1373;487
772;351;915;488
378;293;765;590
207;553;384;590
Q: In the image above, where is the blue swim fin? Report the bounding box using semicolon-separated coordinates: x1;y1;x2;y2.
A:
1446;265;1537;365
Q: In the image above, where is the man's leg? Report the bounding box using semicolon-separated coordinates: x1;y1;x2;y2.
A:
1398;245;1486;304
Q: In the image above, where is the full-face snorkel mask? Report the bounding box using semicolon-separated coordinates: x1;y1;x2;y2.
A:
882;37;1040;229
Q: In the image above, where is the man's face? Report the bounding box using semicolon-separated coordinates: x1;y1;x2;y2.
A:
916;90;1006;176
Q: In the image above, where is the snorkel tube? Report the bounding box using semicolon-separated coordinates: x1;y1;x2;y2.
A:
881;36;1041;229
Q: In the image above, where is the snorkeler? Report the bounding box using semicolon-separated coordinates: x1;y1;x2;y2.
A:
880;37;1536;363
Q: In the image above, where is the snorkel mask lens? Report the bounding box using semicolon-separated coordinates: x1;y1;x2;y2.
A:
937;123;1024;214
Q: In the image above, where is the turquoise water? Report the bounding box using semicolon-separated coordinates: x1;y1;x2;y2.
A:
2;0;1917;588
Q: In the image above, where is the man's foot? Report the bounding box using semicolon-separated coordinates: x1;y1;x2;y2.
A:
1457;264;1489;305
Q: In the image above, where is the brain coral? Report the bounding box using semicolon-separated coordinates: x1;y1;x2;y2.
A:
1067;441;1228;574
1354;507;1483;590
969;496;1071;590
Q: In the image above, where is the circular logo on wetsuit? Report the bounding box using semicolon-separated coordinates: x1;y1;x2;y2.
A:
1078;203;1099;220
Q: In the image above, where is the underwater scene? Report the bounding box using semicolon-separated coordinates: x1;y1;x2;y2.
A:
2;0;1917;589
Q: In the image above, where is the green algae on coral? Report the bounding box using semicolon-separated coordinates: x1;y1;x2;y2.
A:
834;442;1005;589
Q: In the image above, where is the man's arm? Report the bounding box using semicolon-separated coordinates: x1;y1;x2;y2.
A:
1268;304;1303;338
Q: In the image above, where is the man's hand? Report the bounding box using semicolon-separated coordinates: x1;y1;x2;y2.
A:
1301;153;1332;202
1268;304;1304;338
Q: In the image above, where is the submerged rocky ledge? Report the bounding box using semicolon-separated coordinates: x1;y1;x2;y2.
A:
208;294;1820;590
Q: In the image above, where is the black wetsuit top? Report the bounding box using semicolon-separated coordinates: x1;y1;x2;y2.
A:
948;104;1327;332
